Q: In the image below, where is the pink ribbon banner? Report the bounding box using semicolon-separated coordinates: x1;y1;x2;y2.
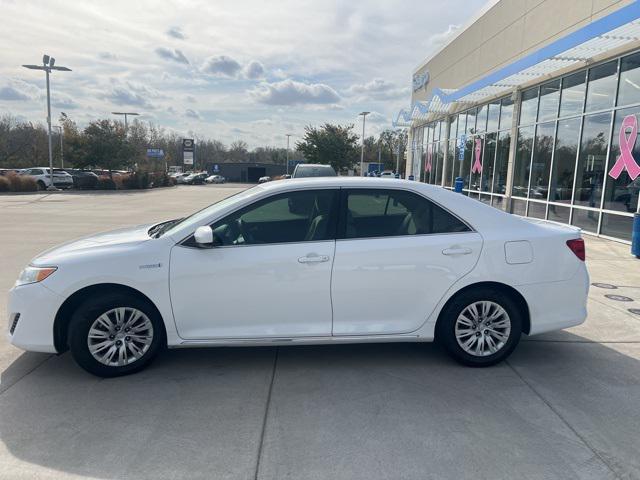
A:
608;114;640;181
471;138;482;174
425;145;432;173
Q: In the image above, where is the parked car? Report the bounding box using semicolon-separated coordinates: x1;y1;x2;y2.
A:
0;168;21;176
380;171;396;178
258;176;271;183
8;177;589;377
66;169;99;190
175;173;192;184
21;167;74;190
205;174;226;184
292;163;337;178
183;172;208;185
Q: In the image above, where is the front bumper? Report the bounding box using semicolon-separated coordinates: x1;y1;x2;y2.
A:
7;282;63;353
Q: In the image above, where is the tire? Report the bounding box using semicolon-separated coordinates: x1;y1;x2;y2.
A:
437;287;522;367
68;292;165;377
37;180;46;191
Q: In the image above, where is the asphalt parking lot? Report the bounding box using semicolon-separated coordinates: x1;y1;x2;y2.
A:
1;185;639;480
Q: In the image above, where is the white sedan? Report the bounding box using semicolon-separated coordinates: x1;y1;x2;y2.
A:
7;178;589;377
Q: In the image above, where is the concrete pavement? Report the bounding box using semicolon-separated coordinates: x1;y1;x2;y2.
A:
0;185;639;479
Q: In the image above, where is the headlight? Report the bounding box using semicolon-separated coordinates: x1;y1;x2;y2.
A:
15;266;57;287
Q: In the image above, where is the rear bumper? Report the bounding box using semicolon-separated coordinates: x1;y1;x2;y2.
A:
6;283;62;353
516;265;590;336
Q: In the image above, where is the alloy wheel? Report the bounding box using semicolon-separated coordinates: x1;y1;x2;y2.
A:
87;307;154;367
454;301;511;357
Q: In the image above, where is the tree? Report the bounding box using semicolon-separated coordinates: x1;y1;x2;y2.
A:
228;140;249;162
296;123;359;173
378;129;408;172
80;120;136;174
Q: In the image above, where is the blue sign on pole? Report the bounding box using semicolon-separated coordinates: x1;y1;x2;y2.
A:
457;135;466;161
213;164;219;172
146;148;165;159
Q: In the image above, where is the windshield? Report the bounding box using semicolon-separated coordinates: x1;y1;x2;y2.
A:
159;185;263;237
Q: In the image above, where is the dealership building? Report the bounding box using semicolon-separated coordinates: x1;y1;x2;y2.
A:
396;0;640;243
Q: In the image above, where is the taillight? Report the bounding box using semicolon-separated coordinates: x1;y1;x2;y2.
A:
566;238;585;261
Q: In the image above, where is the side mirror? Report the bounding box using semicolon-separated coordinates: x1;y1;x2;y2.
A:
194;226;216;248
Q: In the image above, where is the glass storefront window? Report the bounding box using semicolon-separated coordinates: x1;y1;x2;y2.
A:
530;121;555;200
493;132;510;195
603;108;640;213
548;205;570;224
445;139;455;187
460;136;473;187
487;101;500;132
549;117;581;203
512;199;527;216
500;97;514;130
601;213;633;241
573;112;612;208
481;133;497;193
519;87;539;126
476;104;488;133
538;80;561;121
466;108;477;135
435;142;444;185
571;208;599;233
618;53;640;107
559;71;586;118
512;126;534;197
527;201;546;219
585;61;617;112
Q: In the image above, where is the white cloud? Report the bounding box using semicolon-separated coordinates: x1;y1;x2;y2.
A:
155;47;189;64
0;86;31;101
166;26;186;40
244;60;265;80
250;79;340;106
202;55;242;77
346;78;409;100
185;108;201;119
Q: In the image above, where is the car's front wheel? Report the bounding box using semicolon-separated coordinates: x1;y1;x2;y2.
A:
68;292;165;377
437;288;522;367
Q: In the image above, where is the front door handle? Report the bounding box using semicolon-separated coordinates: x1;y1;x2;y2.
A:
442;247;472;256
298;254;330;264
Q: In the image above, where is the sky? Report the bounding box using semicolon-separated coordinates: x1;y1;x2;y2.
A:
0;0;486;148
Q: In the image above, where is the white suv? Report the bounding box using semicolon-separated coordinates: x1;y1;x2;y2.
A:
22;167;74;190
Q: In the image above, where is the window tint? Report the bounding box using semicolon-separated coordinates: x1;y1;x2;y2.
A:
618;53;640;107
559;71;586;118
519;88;539;126
585;61;617;112
210;189;337;245
343;189;469;239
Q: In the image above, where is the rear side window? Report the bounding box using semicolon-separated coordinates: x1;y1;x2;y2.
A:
293;165;337;178
341;189;470;239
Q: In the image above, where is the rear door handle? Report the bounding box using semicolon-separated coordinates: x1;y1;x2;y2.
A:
298;254;330;264
442;247;472;256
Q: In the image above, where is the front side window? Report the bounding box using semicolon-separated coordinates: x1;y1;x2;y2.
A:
209;189;337;246
343;189;469;240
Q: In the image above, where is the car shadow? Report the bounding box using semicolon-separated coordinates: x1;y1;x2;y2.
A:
0;335;638;480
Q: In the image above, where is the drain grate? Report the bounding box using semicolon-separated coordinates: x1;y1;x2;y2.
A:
605;294;634;302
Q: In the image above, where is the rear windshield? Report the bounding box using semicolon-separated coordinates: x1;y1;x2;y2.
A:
293;165;337;178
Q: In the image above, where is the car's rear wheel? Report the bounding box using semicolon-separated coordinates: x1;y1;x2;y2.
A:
36;180;46;191
68;293;164;377
437;288;522;367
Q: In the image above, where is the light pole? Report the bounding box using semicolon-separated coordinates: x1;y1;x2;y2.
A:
285;133;292;175
52;125;64;168
22;55;71;190
359;111;370;176
111;112;139;133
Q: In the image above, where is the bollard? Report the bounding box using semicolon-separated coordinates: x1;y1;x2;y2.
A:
632;212;640;258
454;176;464;193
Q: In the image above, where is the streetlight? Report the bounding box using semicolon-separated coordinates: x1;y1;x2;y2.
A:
22;55;71;191
52;125;64;169
111;112;139;133
285;133;292;175
359;111;370;176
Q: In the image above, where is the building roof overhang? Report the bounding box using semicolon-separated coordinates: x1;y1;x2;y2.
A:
393;0;640;128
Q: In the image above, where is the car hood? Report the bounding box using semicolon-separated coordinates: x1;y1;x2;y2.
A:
32;224;154;265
